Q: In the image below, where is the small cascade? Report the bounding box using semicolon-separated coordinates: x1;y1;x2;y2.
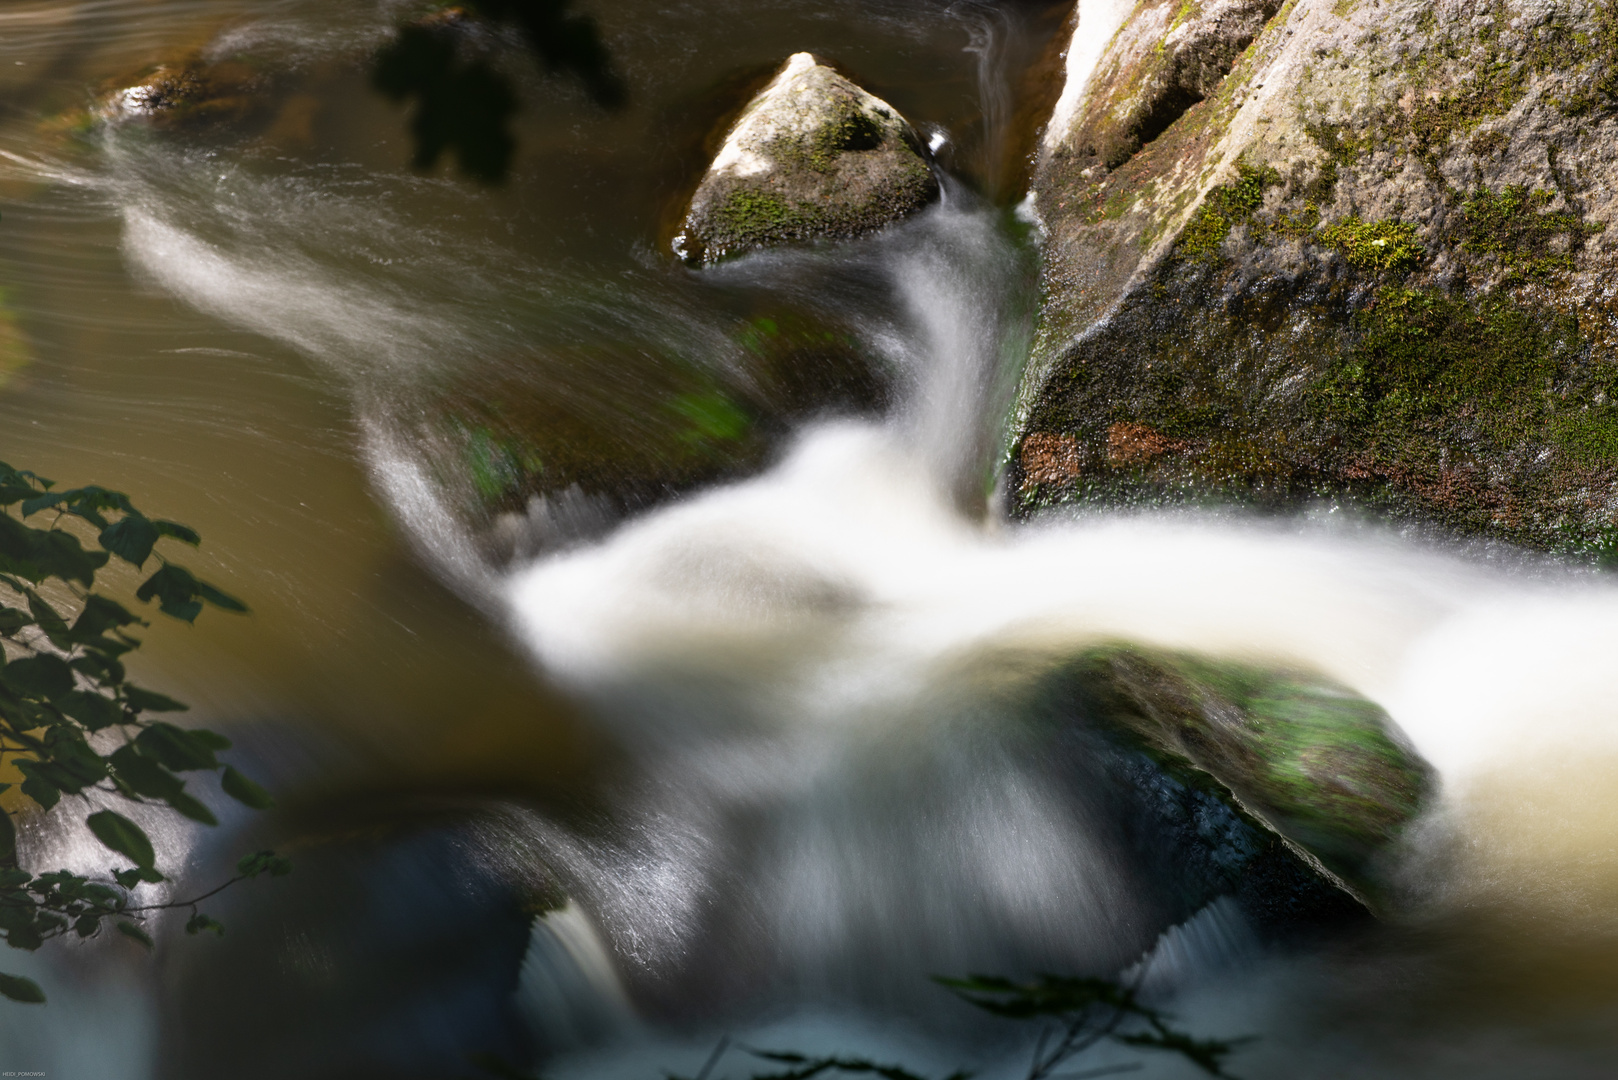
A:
5;2;1618;1078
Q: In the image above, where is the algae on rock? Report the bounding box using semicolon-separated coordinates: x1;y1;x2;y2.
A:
1065;643;1434;907
1015;0;1618;557
677;53;938;264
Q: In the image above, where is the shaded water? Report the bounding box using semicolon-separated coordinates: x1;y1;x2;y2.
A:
3;2;1618;1078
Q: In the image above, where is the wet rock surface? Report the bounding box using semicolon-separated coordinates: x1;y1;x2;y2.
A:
1061;644;1434;910
107;56;270;129
1015;0;1618;559
428;306;890;563
677;52;939;264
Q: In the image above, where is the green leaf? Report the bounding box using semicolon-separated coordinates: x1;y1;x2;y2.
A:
136;866;164;884
86;810;155;869
4;925;42;952
0;705;50;741
0;972;45;1004
236;850;292;879
134;564;203;622
0;607;32;634
116;921;153;949
71;651;125;686
0;905;35;935
69;594;141;643
191;729;230;751
153;520;201;546
74;913;100;938
184;913;223;937
195;581;248;613
18;492;65;517
17;764;58;811
0;520;45;582
165;791;218;827
124;686;188;714
51;485;132;528
135;722;218;770
23;591;70;647
221;766;274;809
34;529;108;588
58;690;126;732
0;810;13;863
133;563;244;620
98;514;160;567
37;734;108;789
111;869;142;889
3;655;73;701
108;745;184;800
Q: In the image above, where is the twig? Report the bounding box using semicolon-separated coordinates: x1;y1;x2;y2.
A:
695;1035;733;1080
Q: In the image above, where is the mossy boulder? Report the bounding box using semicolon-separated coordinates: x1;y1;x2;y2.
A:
676;53;938;264
1065;644;1434;908
424;307;890;562
1015;0;1618;559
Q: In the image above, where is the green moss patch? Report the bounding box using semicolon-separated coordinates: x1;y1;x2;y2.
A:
1069;643;1433;899
669;390;752;448
1176;161;1280;259
453;420;546;503
712;189;806;244
804;101;885;171
1453;184;1604;279
1313;286;1577;441
1319;217;1423;273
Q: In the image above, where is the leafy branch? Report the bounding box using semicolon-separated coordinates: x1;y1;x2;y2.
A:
0;460;286;1003
467;969;1252;1080
935;974;1253;1080
373;0;625;184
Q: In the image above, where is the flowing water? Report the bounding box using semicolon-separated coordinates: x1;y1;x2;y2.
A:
3;2;1618;1077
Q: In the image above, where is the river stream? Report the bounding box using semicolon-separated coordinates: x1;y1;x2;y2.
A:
2;2;1618;1078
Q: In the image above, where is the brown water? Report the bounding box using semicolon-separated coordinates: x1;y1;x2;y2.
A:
0;0;1039;789
5;3;1618;1079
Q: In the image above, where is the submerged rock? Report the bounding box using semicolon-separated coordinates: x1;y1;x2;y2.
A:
107;56;268;128
676;52;939;264
1064;644;1434;908
429;307;890;562
1015;0;1618;558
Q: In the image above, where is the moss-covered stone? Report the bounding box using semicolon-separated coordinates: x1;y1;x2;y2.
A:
427;306;889;561
1018;0;1618;557
1066;643;1434;905
1318;217;1423;273
677;53;938;264
105;56;269;129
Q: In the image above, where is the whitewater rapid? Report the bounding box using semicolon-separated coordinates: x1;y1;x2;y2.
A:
505;416;1618;923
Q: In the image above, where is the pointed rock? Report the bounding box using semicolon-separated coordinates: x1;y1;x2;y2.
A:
677;53;938;264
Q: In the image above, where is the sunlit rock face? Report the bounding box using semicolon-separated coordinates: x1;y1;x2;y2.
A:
1015;0;1618;557
677;52;939;264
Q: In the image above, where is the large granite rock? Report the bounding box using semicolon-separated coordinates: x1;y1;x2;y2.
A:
676;53;939;264
1013;0;1618;558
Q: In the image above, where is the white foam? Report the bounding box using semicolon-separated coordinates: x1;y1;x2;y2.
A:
1042;0;1138;155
